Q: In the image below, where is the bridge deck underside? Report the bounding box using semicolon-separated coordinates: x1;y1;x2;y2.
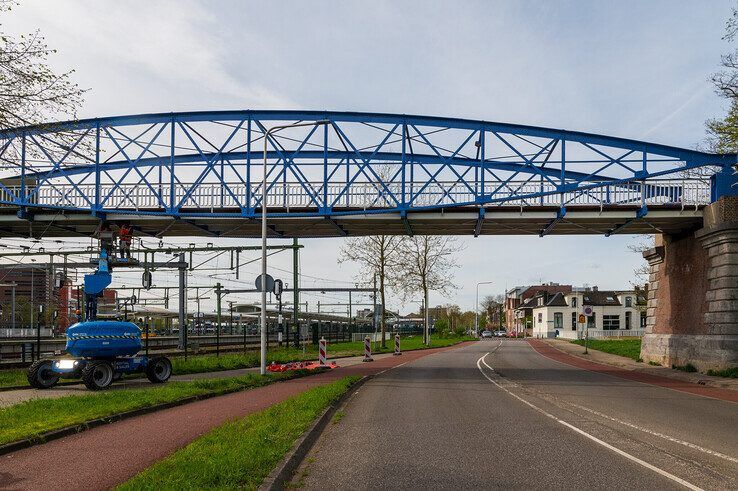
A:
0;205;703;238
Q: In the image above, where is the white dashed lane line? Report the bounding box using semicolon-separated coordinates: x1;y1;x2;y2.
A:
476;351;703;491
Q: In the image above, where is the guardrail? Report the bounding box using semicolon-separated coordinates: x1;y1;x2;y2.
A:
0;179;711;212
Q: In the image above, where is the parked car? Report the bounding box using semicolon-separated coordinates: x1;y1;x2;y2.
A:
481;330;493;338
494;330;507;337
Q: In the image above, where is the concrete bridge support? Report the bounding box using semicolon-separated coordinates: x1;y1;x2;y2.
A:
641;196;738;371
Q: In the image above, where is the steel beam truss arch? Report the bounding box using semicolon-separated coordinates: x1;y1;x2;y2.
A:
0;110;734;222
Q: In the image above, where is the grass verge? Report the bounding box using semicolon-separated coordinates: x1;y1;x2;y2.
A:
0;334;472;388
0;370;307;446
172;334;472;374
118;376;360;491
706;366;738;378
0;369;27;389
570;338;642;361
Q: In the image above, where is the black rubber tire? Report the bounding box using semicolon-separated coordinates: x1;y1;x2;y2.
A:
145;356;172;384
27;360;60;389
81;360;115;390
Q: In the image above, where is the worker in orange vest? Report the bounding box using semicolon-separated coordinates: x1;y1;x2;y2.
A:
118;223;133;259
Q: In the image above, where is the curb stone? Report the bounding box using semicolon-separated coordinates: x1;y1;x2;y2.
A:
259;376;370;491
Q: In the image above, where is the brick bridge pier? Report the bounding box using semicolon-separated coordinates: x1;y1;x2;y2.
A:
641;196;737;370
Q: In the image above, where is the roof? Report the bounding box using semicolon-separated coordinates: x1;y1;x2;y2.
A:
544;292;568;307
520;284;573;300
581;291;621;306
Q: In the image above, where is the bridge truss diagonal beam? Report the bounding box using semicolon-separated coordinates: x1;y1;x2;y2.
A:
0;110;732;238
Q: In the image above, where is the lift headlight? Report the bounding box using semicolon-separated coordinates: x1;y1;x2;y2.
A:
55;359;78;370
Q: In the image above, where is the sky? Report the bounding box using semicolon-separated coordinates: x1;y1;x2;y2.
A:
1;0;733;314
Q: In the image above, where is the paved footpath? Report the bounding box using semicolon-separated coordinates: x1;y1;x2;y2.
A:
0;343;471;491
0;352;400;407
528;339;738;403
540;338;738;390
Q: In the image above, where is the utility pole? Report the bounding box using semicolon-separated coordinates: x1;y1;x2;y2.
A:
178;253;187;356
30;267;34;330
215;282;221;357
293;237;299;348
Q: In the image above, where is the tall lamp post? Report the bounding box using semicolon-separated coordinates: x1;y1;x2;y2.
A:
475;281;494;336
261;120;330;375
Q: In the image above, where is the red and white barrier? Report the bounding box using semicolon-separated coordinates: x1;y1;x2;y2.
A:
363;335;374;362
319;337;327;366
394;333;402;356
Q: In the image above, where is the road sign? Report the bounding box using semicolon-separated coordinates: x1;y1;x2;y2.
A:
255;273;275;293
582;305;594;316
578;314;586;324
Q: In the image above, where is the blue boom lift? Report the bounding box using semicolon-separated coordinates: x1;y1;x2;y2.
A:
27;229;172;390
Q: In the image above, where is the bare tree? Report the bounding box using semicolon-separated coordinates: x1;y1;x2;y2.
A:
393;235;463;345
0;1;86;130
339;234;399;347
706;6;738;153
627;235;655;286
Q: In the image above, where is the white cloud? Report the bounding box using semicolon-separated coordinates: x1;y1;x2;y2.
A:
4;0;296;112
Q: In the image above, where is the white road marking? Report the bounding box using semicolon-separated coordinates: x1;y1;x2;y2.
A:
562;400;738;464
511;343;738;463
476;352;703;491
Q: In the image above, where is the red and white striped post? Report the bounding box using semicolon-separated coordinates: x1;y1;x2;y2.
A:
393;333;401;356
319;337;327;366
363;335;374;362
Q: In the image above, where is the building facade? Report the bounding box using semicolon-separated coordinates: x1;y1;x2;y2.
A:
528;288;646;339
505;283;573;333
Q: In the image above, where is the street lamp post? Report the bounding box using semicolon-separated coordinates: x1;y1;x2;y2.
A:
261;120;330;375
475;281;494;336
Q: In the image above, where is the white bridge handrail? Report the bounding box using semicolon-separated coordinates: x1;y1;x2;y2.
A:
0;179;711;211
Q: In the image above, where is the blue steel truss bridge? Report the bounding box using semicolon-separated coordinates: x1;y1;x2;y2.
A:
0;110;734;238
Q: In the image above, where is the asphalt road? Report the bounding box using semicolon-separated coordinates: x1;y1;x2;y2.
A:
297;340;738;490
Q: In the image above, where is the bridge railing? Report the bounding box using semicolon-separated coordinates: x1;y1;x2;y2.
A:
0;179;711;212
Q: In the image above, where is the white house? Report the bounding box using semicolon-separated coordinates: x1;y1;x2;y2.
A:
527;288;646;340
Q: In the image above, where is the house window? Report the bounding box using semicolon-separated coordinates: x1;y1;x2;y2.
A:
625;311;632;330
537;313;542;323
587;312;596;329
640;312;647;328
571;312;577;330
554;312;563;329
625;297;632;307
571;296;577;308
603;315;620;330
538;297;544;306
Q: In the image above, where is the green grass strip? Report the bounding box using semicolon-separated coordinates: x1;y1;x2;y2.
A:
171;334;472;375
0;371;305;446
706;366;738;378
0;334;472;388
570;338;642;361
119;376;361;491
0;369;27;389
